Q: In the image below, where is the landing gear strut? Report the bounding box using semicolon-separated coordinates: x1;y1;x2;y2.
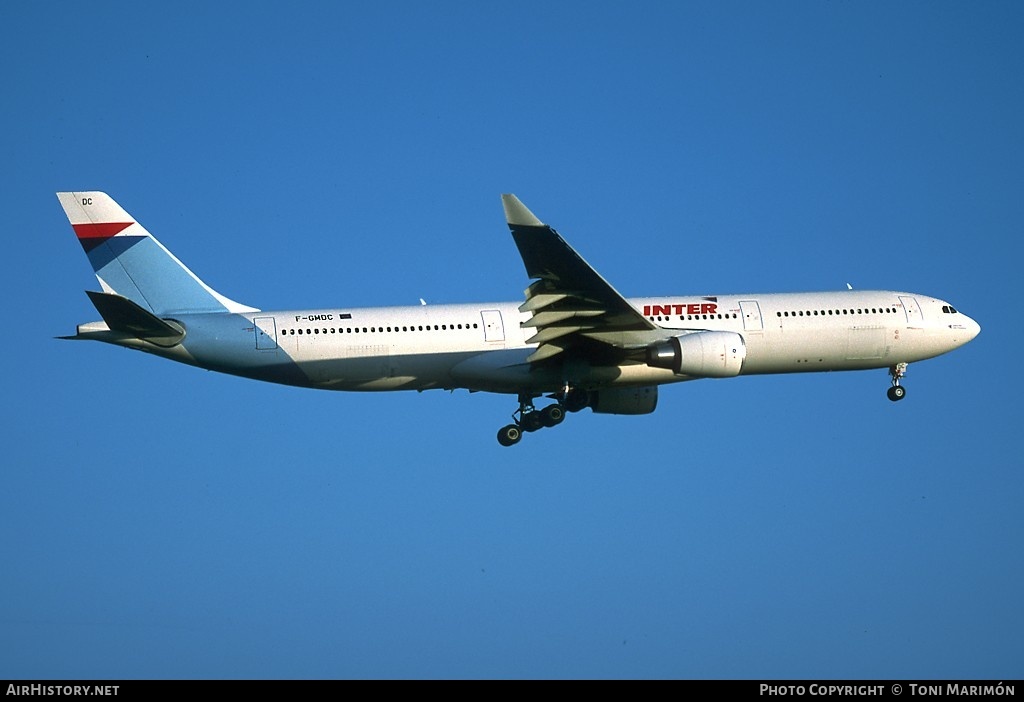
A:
496;391;572;446
887;363;908;402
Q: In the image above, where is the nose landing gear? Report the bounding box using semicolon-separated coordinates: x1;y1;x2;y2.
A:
887;363;908;402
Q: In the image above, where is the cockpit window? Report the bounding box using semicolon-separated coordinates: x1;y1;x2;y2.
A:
942;305;959;314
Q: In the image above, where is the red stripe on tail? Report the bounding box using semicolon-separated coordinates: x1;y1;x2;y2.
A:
72;222;134;240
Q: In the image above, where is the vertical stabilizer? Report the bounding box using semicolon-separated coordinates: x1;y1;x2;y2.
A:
57;192;256;315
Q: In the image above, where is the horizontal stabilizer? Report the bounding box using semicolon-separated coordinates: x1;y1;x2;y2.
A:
85;290;185;347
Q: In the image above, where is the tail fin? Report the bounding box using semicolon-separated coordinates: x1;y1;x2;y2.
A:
57;192;256;315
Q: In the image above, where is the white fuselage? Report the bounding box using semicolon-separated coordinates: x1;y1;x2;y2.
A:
138;289;978;395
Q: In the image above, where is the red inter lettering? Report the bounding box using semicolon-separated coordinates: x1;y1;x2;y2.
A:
645;302;719;317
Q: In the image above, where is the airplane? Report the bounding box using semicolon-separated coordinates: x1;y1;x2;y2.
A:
58;191;980;446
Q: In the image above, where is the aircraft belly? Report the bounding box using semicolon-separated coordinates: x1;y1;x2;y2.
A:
304;345;390;383
450;349;557;393
295;349;485;391
450;349;689;393
740;326;897;374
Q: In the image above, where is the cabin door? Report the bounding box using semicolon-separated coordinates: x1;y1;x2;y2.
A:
254;317;278;350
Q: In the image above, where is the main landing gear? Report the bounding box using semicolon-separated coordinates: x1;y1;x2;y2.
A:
496;388;588;447
887;362;908;402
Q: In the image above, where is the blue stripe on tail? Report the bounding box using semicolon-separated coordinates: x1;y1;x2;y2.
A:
89;235;232;315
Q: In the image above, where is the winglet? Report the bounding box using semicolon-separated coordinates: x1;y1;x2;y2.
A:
502;194;544;227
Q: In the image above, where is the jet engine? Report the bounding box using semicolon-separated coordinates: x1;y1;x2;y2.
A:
646;331;746;377
589;386;658;415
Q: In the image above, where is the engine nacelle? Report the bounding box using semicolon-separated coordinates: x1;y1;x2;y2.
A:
589;386;658;415
646;331;746;377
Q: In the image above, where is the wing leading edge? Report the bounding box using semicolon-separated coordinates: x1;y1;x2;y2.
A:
501;194;660;364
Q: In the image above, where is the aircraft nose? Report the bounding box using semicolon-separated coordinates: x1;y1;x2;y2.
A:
950;313;981;348
965;315;981;341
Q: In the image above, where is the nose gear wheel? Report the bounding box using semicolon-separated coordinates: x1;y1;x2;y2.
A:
887;363;908;402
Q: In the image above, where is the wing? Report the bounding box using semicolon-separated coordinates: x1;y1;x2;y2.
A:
502;194;662;364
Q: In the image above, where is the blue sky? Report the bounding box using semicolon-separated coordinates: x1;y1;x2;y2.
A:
2;1;1020;679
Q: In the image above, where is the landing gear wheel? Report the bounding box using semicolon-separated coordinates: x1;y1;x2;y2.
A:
887;363;908;402
521;411;545;432
540;404;566;427
497;424;522;446
497;393;570;445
